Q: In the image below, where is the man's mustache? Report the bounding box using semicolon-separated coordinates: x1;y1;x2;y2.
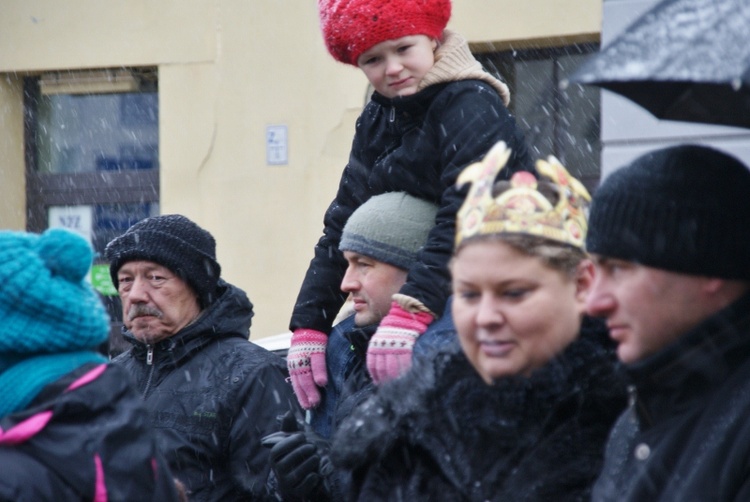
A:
128;304;163;321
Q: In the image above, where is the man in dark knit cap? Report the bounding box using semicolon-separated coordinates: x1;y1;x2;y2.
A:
105;214;299;502
585;144;750;501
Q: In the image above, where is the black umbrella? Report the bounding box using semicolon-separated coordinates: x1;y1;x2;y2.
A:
568;0;750;129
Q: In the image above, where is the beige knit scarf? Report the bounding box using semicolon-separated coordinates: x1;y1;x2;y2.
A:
418;29;511;107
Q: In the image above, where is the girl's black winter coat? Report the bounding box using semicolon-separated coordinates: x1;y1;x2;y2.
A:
291;79;532;334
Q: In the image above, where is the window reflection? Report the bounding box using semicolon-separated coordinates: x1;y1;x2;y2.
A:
476;44;601;190
35;92;159;174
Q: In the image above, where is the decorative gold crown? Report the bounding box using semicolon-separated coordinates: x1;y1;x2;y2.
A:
455;141;591;249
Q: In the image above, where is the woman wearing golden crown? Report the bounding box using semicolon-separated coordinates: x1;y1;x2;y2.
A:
331;142;628;501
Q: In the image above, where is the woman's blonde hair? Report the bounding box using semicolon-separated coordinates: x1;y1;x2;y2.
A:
453;233;587;278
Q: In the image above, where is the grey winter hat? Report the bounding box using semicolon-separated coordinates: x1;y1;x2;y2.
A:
340;192;438;270
586;144;750;280
105;214;222;308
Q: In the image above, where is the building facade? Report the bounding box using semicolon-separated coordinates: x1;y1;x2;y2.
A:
0;0;603;339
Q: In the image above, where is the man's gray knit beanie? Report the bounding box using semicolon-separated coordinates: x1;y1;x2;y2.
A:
340;192;438;270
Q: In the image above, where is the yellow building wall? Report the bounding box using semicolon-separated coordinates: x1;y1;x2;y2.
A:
0;77;24;229
453;1;601;46
0;0;601;339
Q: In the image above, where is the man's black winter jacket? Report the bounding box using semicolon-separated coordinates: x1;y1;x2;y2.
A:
115;281;298;501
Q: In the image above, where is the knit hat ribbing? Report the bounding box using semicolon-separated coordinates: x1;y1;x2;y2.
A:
105;214;222;308
0;228;109;354
586;144;750;280
318;0;451;66
340;192;438;270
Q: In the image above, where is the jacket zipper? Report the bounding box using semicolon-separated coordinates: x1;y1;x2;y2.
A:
389;106;395;123
142;344;156;399
627;384;637;408
628;384;653;427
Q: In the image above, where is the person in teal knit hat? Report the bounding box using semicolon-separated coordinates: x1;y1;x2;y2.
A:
0;227;182;501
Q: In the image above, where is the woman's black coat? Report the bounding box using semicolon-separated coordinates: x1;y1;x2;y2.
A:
332;318;627;501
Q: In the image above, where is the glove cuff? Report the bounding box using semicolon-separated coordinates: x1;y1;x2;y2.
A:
288;329;328;376
291;329;328;347
382;301;434;334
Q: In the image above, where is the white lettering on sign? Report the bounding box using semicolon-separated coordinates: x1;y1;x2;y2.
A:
57;214;82;229
266;125;288;165
48;205;93;245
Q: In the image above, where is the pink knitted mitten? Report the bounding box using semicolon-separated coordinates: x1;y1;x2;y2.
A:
367;301;434;385
287;329;328;409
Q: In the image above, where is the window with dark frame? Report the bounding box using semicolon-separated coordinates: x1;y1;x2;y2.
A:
475;43;601;191
24;68;160;353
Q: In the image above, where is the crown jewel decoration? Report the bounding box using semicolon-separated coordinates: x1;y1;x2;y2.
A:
455;141;591;249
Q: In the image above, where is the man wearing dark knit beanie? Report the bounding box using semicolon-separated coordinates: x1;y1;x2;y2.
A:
264;193;456;501
105;214;299;501
585;144;750;501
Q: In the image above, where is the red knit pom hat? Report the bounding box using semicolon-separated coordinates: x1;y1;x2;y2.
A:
319;0;452;66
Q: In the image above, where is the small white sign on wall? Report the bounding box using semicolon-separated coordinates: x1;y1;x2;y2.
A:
266;125;288;165
48;205;93;245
